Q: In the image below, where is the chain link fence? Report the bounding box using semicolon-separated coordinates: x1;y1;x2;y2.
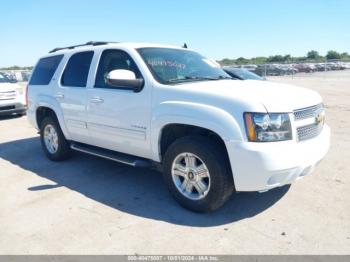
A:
224;60;350;78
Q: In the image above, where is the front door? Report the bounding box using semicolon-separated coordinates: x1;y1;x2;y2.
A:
86;49;152;158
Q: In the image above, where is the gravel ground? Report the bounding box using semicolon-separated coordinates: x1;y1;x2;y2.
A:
0;71;349;254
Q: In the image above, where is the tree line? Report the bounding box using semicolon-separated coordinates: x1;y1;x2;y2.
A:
219;50;350;66
0;65;33;70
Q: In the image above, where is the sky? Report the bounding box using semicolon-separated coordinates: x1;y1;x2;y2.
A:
0;0;349;67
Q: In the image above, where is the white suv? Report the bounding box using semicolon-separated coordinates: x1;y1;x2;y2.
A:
0;73;26;116
27;42;330;212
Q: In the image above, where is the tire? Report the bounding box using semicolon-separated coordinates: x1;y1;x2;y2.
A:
40;116;71;161
163;136;234;212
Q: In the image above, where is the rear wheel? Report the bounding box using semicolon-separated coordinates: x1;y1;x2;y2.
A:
40;117;71;161
163;136;234;212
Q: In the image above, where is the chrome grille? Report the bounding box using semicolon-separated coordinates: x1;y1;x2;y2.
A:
293;103;324;120
297;123;323;141
294;103;325;142
0;91;16;100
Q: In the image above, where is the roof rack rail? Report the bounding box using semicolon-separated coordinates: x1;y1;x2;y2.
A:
49;41;119;53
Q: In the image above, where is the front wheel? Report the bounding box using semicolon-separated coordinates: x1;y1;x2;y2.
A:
163;136;234;212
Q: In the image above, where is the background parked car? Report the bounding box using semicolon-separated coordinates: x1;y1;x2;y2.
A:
293;63;316;73
240;64;258;71
254;64;297;76
0;72;26;116
223;67;265;80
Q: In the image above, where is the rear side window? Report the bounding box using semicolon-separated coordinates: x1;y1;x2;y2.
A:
29;55;63;85
61;51;94;87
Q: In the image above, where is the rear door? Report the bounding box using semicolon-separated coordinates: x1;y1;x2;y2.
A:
55;51;94;143
86;48;152;158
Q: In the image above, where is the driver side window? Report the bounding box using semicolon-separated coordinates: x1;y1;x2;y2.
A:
95;49;142;89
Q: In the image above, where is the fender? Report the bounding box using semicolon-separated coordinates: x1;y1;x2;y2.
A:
151;101;244;162
34;94;71;140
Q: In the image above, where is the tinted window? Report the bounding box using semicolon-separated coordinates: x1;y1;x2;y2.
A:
61;51;94;87
29;55;63;85
95;49;142;89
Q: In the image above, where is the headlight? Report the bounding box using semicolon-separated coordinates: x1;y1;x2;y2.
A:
244;112;292;142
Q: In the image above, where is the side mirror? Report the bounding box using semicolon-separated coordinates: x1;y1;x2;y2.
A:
106;69;144;92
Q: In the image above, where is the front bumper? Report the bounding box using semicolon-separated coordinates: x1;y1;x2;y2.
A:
226;124;330;192
0;102;27;116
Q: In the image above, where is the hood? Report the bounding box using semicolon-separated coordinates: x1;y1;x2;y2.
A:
0;83;20;93
175;80;322;112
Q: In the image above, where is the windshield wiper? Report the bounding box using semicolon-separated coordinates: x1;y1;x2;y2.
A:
167;75;232;83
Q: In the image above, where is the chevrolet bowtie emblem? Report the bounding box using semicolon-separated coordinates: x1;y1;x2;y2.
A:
315;111;325;125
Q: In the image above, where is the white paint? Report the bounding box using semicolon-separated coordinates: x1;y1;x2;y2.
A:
27;42;331;192
107;69;136;80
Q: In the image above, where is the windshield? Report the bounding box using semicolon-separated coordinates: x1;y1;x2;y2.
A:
137;48;231;84
225;68;263;80
0;73;11;83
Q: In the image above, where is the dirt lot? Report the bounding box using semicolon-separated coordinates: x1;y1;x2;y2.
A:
0;71;349;254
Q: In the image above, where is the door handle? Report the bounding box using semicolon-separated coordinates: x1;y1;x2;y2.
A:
90;97;104;104
55;93;64;99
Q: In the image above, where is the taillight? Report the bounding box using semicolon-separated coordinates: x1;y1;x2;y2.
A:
25;84;29;106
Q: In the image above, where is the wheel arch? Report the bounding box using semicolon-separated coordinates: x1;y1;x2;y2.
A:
35;102;70;140
151;101;244;162
158;123;230;162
